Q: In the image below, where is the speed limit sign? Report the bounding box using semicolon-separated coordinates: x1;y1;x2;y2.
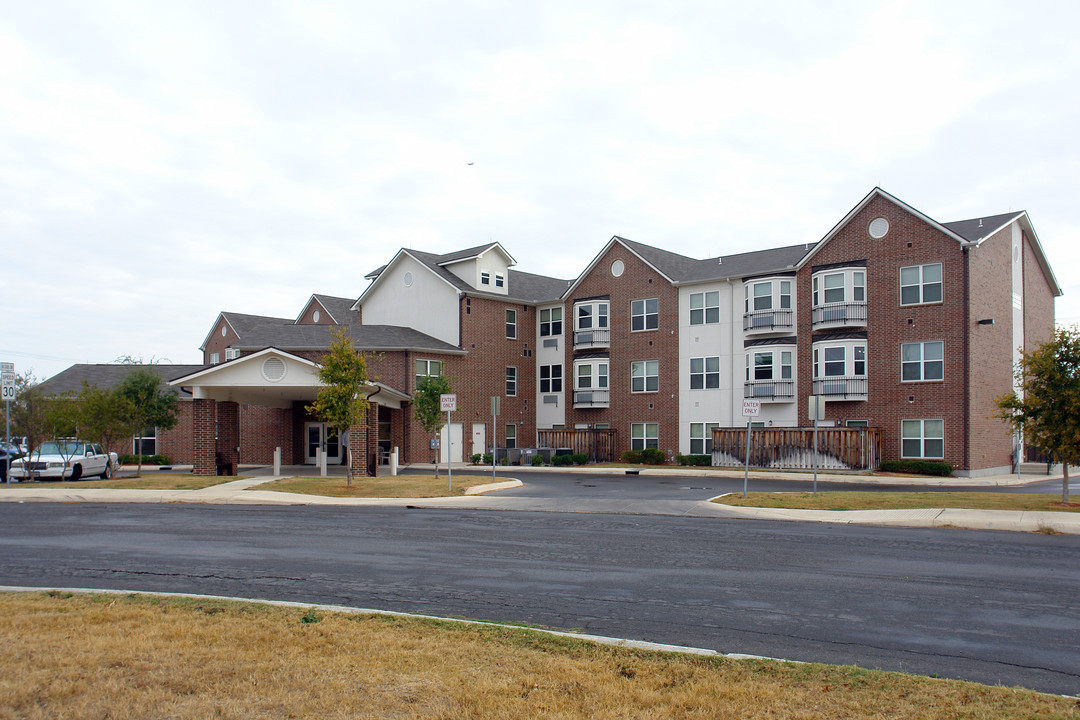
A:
1;366;15;402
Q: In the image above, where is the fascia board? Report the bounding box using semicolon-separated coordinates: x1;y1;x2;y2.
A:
169;347;316;385
1016;213;1063;296
198;312;238;352
797;188;970;269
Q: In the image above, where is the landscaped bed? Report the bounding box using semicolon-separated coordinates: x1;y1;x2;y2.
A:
252;474;511;498
1;474;241;491
714;491;1080;512
0;591;1072;719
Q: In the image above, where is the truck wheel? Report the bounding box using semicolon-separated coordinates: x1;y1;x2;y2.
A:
100;462;113;479
69;465;82;481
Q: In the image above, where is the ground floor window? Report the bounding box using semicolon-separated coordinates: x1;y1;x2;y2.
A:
133;427;156;456
901;419;944;459
505;423;517;449
689;422;719;455
631;422;659;450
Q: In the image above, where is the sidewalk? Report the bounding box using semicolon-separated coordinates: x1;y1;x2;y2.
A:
1;464;1077;535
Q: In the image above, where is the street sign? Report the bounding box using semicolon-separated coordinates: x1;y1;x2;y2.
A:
741;399;761;417
808;395;826;421
440;394;457;412
1;372;15;402
0;362;13;373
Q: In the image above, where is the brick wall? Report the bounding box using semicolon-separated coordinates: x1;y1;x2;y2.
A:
1023;232;1056;350
202;317;238;364
563;242;681;460
157;400;194;463
795;194;969;469
239;404;294;465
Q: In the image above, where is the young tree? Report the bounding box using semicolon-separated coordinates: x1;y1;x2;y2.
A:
307;327;370;486
996;325;1080;504
412;374;452;477
76;381;134;457
9;373;50;480
117;368;179;478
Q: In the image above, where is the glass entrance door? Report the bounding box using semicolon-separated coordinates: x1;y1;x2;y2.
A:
304;423;341;465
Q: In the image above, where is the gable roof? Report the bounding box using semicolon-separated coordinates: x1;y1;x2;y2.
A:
295;294;359;325
199;311;293;351
39;364;205;399
436;241;517;268
944;211;1061;296
229;322;464;355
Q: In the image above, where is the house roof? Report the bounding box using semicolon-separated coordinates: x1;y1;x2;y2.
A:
199;311;293;351
230;323;464;355
942;212;1024;243
39;364;205;399
302;294;359;325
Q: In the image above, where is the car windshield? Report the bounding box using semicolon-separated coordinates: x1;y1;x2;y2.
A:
37;442;80;456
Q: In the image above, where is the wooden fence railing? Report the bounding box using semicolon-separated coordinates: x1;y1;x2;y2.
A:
537;429;618;463
711;427;879;471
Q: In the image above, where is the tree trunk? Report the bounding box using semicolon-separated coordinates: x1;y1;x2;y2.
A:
1063;462;1070;505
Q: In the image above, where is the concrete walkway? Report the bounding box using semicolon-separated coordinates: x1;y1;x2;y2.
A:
1;464;1077;535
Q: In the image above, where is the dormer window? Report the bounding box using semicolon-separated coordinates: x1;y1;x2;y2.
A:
495;274;504;288
480;270;490;286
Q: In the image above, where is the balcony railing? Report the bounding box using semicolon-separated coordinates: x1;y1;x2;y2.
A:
811;301;867;328
812;376;868;400
742;309;794;332
573;389;610;408
743;379;795;401
573;328;610;349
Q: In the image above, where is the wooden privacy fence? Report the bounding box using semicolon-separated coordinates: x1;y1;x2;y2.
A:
537;429;618;463
711;427;880;471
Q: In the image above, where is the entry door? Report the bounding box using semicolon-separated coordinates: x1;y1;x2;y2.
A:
472;423;486;458
440;422;464;464
304;423;341;464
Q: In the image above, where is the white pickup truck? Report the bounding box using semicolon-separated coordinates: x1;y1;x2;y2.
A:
10;441;119;481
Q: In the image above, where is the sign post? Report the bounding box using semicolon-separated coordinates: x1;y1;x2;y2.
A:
741;399;761;498
490;396;500;483
440;394;457;493
2;362;13;487
808;395;825;494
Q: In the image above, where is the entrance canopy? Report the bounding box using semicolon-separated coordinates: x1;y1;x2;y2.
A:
169;347;410;409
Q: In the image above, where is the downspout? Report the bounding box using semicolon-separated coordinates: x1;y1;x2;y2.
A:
962;242;973;472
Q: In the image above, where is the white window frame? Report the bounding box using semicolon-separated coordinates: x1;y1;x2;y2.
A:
133;427;156;456
539;364;562;393
901;340;944;382
631;422;659;451
689;291;720;325
631;298;658;332
812;268;865;308
902;419;944;459
689;422;719;455
631;360;659;393
505;366;517;396
495;273;504;288
575;360;609;391
575;301;609;331
690;356;720;390
506;309;517;339
224;348;240;361
900;263;943;306
415;358;443;387
505;423;517;449
480;270;491;286
209;352;220;365
812;342;867;379
539;307;563;336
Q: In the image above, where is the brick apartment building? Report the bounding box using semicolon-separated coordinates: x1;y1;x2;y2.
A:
43;188;1060;476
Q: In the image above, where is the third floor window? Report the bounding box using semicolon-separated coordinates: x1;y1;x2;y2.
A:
900;263;943;306
631;298;658;331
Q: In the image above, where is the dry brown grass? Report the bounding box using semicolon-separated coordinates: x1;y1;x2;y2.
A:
715;491;1080;513
256;474;511;498
0;592;1074;720
5;474;239;490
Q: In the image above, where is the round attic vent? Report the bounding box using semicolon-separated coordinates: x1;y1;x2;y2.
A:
262;357;287;383
611;260;625;277
403;271;414;287
868;217;889;239
312;310;320;323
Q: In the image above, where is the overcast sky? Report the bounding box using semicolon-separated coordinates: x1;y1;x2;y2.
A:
3;1;1077;382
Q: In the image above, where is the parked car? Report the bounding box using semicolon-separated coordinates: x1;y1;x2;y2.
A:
9;441;118;481
1;444;25;482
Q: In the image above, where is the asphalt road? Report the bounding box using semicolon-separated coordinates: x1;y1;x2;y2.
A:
1;502;1077;695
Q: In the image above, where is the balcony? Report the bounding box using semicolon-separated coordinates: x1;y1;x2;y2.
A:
812;376;868;401
573;328;610;350
811;302;867;329
743;309;794;333
573;389;610;408
743;380;795;401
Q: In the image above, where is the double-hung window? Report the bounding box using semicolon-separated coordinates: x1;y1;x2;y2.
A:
505;423;517;449
631;422;659;450
900;263;943;305
812;341;867;398
505;367;517;396
495;274;504;288
689;291;720;325
631;298;658;331
539;307;562;336
901;341;944;381
631;360;659;393
690;357;720;389
480;270;490;286
689;422;719;455
505;309;517;339
902;419;944;459
416;359;442;387
539;364;562;393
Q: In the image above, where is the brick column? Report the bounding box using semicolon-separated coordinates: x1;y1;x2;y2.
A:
217;401;240;475
193;399;216;476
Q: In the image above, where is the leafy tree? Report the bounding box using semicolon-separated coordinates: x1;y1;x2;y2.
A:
308;327;370;486
412;374;452;477
117;368;179;478
996;325;1080;504
76;381;134;456
7;372;80;480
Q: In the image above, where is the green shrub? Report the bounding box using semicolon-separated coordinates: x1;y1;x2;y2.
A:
552;454;573;466
621;450;642;464
640;448;666;465
676;454;712;466
470;453;482;465
499;457;508;466
879;459;953;476
531;454;544;466
571;453;588;465
118;454;171;466
482;453;493;465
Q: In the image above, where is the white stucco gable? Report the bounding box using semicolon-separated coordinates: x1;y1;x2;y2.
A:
353;251;462;346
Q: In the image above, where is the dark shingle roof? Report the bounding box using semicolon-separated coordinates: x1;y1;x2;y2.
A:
679;243;814;284
232;323;462;354
222;311;294;336
617;238;704;281
311;295;359;325
942;212;1024;243
39;364;205;399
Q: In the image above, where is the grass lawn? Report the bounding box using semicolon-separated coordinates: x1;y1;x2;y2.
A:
255;473;512;498
1;592;1072;720
4;474;241;491
714;491;1080;512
